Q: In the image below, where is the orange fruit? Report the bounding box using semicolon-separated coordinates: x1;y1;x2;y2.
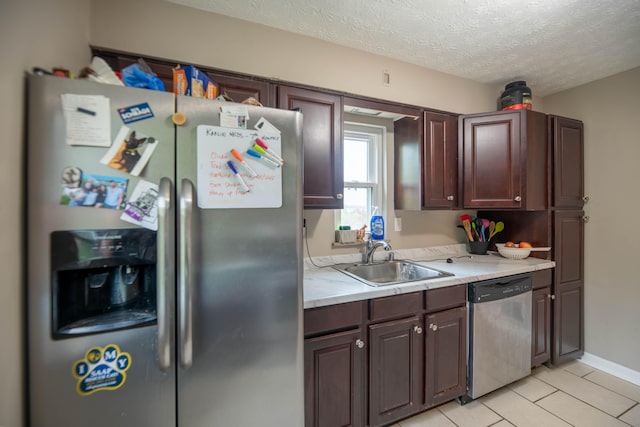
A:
519;241;532;248
504;241;516;248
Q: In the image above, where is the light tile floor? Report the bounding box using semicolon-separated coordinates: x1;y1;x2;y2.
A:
392;360;640;427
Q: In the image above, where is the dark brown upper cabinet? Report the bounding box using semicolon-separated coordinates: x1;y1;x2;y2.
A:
278;86;344;209
550;115;585;209
212;73;274;107
394;111;458;210
460;109;548;210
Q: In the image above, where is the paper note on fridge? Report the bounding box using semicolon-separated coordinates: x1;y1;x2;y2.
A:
60;94;111;146
220;105;249;129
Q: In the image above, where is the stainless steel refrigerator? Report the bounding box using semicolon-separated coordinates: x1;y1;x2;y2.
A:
26;74;304;426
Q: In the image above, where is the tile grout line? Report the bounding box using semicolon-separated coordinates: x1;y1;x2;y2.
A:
531;380;635;422
557;367;640;418
508;382;558;403
435;406;463;427
579;373;640;405
480;401;506;426
616;401;639;424
531;389;579;427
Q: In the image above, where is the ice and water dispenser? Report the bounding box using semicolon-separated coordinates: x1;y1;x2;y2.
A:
51;229;157;338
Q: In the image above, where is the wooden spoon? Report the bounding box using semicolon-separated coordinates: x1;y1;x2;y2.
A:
463;219;474;242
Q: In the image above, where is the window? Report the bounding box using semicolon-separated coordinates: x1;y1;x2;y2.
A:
336;123;385;230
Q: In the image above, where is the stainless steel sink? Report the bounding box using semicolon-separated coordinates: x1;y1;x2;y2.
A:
332;260;453;287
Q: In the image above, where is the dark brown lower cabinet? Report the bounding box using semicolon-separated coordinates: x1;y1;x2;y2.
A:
532;287;552;367
369;316;423;427
552;210;585;364
553;281;584;363
304;329;365;427
424;306;467;407
304;285;469;427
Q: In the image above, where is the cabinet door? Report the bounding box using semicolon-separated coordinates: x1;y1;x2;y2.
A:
305;329;364;427
425;307;467;407
552;210;585;364
532;287;552;367
551;116;584;209
212;73;274;107
424;112;458;209
394;116;422;210
369;316;423;427
462;112;522;208
278;86;343;209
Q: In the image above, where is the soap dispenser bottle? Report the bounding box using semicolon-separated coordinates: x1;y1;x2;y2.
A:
370;207;385;241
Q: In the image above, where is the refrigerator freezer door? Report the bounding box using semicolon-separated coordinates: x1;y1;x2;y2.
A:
175;97;304;426
27;75;176;427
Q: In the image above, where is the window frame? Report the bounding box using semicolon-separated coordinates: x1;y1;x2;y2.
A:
336;122;386;230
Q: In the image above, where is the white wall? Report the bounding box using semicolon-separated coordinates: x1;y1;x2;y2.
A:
0;2;90;426
544;67;640;372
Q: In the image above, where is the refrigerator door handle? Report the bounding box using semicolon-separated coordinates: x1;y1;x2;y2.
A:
157;177;175;372
179;178;194;368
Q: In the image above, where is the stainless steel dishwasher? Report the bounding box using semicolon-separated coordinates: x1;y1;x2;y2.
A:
461;273;532;403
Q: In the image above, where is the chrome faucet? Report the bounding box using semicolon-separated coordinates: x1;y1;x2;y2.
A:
362;239;392;264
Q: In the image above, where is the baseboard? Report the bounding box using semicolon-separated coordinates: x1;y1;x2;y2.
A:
579;352;640;386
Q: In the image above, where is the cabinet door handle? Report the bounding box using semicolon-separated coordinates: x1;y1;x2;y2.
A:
414;325;423;334
336;193;343;200
549;294;555;300
514;195;522;202
582;196;590;203
583;215;590;223
447;195;454;201
429;323;438;331
355;339;365;349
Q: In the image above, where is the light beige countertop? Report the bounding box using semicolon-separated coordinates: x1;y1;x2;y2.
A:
303;244;555;309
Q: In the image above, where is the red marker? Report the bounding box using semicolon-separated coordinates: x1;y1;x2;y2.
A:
255;138;284;165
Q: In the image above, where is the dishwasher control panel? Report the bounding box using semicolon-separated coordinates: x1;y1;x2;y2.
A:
468;273;532;303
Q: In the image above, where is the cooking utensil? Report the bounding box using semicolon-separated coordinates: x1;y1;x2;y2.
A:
481;218;490;241
471;220;480;241
460;214;474;241
475;218;484;241
463;220;474;241
489;221;504;240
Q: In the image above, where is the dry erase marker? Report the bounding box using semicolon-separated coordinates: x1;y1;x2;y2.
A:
226;160;250;193
252;144;282;166
230;149;258;177
247;148;280;168
255;138;284;165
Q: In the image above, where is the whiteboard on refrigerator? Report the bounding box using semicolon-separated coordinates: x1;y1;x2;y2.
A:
196;125;282;209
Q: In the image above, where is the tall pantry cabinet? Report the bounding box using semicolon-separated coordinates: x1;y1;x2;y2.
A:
467;110;585;367
550;115;585;365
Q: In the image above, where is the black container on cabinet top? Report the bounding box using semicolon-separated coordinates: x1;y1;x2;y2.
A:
500;81;532;111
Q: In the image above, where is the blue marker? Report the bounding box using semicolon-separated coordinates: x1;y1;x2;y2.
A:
247;148;280;168
226;160;250;193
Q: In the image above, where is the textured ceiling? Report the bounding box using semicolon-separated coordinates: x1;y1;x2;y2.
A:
167;0;640;97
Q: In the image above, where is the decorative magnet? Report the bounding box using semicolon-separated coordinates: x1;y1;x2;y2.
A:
172;112;187;126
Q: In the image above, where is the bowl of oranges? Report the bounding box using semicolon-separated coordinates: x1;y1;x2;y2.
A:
495;241;534;260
